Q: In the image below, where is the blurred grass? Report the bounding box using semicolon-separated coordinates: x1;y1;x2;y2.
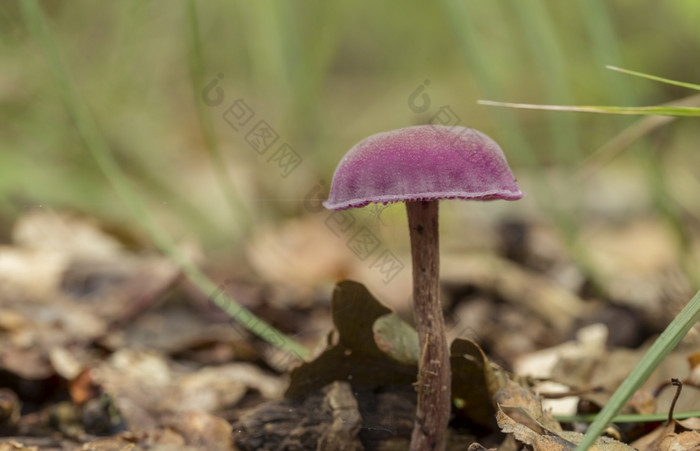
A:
1;0;699;257
17;0;309;359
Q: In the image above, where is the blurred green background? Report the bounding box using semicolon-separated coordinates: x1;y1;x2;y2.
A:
2;0;700;257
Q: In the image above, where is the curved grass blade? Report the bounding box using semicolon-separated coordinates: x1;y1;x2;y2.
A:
606;65;700;92
478;100;700;117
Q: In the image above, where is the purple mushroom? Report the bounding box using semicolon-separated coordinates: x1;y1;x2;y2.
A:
324;125;523;450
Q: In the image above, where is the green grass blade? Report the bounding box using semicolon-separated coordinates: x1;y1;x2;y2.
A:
607;65;700;92
19;0;309;360
478;100;700;117
557;410;700;424
576;289;700;450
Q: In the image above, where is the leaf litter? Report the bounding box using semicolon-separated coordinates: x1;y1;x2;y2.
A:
1;206;700;449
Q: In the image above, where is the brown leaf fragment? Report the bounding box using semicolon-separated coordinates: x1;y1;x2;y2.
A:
162;410;234;451
441;254;587;332
12;210;125;259
634;416;700;450
0;442;39;451
496;407;633;450
494;378;633;450
497;408;572;450
658;430;700;450
495;379;561;433
136;428;186;448
450;338;510;430
161;363;285;413
677;417;700;430
0;247;67;301
0;345;54;380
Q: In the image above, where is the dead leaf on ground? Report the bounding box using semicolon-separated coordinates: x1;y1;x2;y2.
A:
632;415;700;450
494;376;633;450
161;410;234;451
496;406;633;450
441;253;588;333
451;338;511;430
285;280;417;400
0;211;183;387
96;349;284;431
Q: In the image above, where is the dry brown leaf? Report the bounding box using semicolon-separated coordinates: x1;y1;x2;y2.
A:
495;379;561;433
658;430;700;450
160;363;285;412
0;442;38;451
96;348;284;435
496;407;633;450
247;215;412;309
0;247;67;301
12;210;125;259
632;415;700;451
441;253;588;332
494;378;633;450
677;417;700;430
246;216;354;301
162;410;234;451
584;218;693;331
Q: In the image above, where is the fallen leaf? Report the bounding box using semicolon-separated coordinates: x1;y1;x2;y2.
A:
496;406;633;450
658;430;700;450
632;415;700;450
285;280;416;400
162;410;234;451
451;338;510;430
372;313;419;365
441;253;588;333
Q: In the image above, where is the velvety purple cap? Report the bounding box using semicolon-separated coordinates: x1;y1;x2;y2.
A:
323;125;523;210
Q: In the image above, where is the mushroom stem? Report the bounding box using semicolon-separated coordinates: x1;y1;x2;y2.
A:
406;200;450;451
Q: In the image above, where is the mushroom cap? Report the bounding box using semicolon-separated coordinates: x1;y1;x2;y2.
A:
323;125;524;210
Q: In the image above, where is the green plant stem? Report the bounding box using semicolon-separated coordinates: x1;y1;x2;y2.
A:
577;288;700;450
556;410;700;424
20;0;308;360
